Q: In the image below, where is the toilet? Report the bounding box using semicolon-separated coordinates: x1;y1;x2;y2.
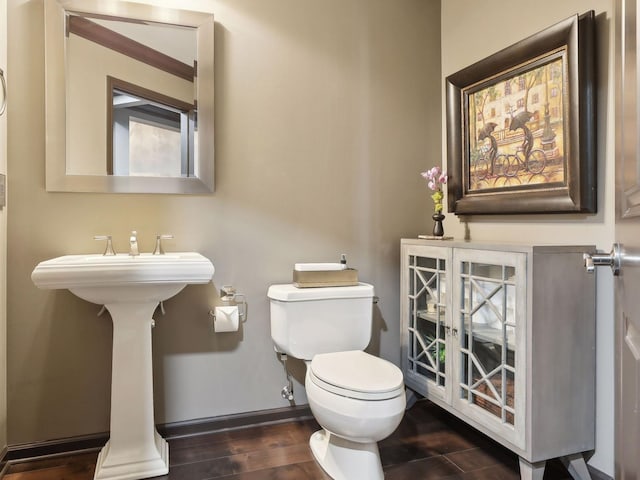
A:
267;283;406;480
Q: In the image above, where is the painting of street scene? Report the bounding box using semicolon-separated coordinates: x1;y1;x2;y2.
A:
467;56;566;192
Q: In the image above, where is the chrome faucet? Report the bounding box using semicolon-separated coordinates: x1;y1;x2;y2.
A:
129;230;139;256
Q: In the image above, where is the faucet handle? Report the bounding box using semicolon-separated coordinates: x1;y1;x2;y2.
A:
94;235;116;256
153;234;174;255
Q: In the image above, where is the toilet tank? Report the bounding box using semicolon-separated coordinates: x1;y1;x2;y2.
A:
267;283;375;361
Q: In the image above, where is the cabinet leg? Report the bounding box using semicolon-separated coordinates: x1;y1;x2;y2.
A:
560;453;592;480
519;457;546;480
405;388;419;410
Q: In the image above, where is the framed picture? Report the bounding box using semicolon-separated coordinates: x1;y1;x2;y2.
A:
446;12;596;215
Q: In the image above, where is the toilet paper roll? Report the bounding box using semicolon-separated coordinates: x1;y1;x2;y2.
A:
214;305;240;332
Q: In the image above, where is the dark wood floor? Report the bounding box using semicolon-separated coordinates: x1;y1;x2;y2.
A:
3;400;574;479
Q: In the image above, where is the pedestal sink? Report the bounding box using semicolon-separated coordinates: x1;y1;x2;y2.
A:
31;252;215;480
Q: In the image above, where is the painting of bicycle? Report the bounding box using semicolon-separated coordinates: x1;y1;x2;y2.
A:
445;12;596;215
468;56;565;192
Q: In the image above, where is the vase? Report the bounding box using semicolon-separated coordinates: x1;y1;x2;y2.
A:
432;213;445;237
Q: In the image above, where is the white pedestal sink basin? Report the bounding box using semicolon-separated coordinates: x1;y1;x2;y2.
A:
31;252;215;480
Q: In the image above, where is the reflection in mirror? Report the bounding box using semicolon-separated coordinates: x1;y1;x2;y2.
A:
44;0;214;194
108;77;198;178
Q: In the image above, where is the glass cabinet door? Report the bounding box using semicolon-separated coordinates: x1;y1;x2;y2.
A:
452;249;526;447
405;248;449;400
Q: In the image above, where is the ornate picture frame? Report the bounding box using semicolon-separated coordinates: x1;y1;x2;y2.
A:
446;12;596;215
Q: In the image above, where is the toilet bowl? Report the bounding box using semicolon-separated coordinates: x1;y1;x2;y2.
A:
305;350;405;480
267;283;406;480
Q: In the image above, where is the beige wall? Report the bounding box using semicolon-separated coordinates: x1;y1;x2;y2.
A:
441;1;614;476
7;0;441;444
0;0;7;457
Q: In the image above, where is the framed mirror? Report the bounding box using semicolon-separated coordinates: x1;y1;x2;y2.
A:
44;0;214;194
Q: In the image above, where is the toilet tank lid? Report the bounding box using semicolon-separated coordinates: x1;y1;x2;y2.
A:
267;282;374;302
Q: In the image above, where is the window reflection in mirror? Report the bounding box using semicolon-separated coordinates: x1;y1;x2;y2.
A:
108;77;198;178
66;12;198;177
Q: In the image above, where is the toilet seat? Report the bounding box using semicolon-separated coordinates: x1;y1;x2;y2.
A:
309;350;404;401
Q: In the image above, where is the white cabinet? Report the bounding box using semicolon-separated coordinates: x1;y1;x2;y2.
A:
401;239;596;479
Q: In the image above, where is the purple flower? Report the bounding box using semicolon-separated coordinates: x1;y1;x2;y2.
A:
420;166;448;192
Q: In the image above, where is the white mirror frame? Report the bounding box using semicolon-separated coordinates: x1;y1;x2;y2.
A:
44;0;215;194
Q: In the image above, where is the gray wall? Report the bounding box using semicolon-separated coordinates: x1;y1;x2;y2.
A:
441;0;614;476
7;0;441;444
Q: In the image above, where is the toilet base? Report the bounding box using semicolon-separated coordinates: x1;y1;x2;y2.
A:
309;429;384;480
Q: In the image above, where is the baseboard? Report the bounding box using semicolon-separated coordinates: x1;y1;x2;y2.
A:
6;432;108;462
158;404;313;439
6;405;313;463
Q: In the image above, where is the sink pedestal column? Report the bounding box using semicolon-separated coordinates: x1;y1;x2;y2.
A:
94;302;168;480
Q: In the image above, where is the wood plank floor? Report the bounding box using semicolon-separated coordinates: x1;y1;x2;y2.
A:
3;400;574;479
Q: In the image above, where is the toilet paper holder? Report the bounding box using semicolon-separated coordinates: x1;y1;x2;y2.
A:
208;285;247;323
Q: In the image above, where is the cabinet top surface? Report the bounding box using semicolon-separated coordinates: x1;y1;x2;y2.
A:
400;238;594;253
